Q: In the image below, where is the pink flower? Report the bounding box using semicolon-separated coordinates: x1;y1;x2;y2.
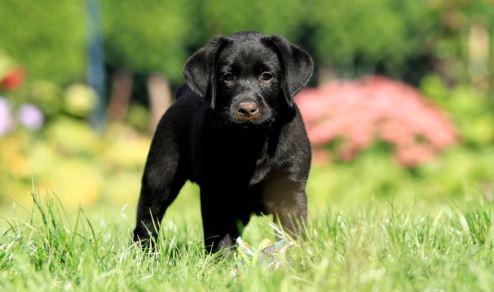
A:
18;104;44;130
0;97;14;136
295;76;457;166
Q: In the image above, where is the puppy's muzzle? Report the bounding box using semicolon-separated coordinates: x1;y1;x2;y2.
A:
236;101;259;121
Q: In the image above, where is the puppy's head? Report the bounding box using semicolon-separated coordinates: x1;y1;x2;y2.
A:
184;32;313;127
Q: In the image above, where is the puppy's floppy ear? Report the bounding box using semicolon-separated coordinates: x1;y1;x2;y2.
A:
183;37;231;109
262;35;314;108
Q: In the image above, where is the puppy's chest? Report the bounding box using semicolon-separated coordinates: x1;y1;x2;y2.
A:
200;139;275;185
249;155;272;185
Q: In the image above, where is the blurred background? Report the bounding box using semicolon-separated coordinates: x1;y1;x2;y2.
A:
1;0;494;215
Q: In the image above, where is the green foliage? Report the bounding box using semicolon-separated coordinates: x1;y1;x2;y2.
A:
0;0;86;84
421;75;494;146
63;84;98;118
308;147;494;210
26;81;63;117
0;122;148;207
101;0;194;82
200;0;306;39
310;0;438;76
1;0;492;86
4;79;100;123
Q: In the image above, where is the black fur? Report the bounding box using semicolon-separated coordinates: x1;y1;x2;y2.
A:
133;32;314;253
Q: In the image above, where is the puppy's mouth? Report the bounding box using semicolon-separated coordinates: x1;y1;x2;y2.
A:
235;112;261;123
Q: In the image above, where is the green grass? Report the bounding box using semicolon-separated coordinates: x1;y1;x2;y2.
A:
2;185;494;291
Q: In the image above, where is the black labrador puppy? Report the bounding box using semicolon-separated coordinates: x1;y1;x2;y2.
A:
133;31;313;253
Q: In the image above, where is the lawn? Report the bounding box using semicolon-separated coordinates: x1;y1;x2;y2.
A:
1;166;494;291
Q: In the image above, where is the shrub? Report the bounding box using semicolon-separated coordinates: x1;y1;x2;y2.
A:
296;76;457;166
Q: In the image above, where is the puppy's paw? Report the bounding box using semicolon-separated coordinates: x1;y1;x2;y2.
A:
132;227;157;251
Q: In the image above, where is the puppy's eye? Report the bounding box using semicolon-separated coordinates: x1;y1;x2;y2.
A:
221;72;234;82
260;72;273;81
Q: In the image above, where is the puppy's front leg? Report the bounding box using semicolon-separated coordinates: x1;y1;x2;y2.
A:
133;119;186;246
200;190;246;253
133;162;186;245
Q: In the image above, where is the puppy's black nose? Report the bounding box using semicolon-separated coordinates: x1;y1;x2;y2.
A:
237;102;259;119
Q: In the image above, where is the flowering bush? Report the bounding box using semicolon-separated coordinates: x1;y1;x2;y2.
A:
0;68;24;91
296;76;457;166
0;51;152;207
0;97;14;135
18;104;44;130
0;97;44;136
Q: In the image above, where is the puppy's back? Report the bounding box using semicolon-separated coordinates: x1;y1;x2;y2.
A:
170;83;204;115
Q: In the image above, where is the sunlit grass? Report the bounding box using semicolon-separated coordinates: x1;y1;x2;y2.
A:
2;186;494;291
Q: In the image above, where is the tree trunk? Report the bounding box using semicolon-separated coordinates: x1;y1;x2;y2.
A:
318;65;338;84
147;72;172;133
107;69;133;122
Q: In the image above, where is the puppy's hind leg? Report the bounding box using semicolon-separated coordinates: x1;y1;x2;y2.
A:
262;177;308;238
